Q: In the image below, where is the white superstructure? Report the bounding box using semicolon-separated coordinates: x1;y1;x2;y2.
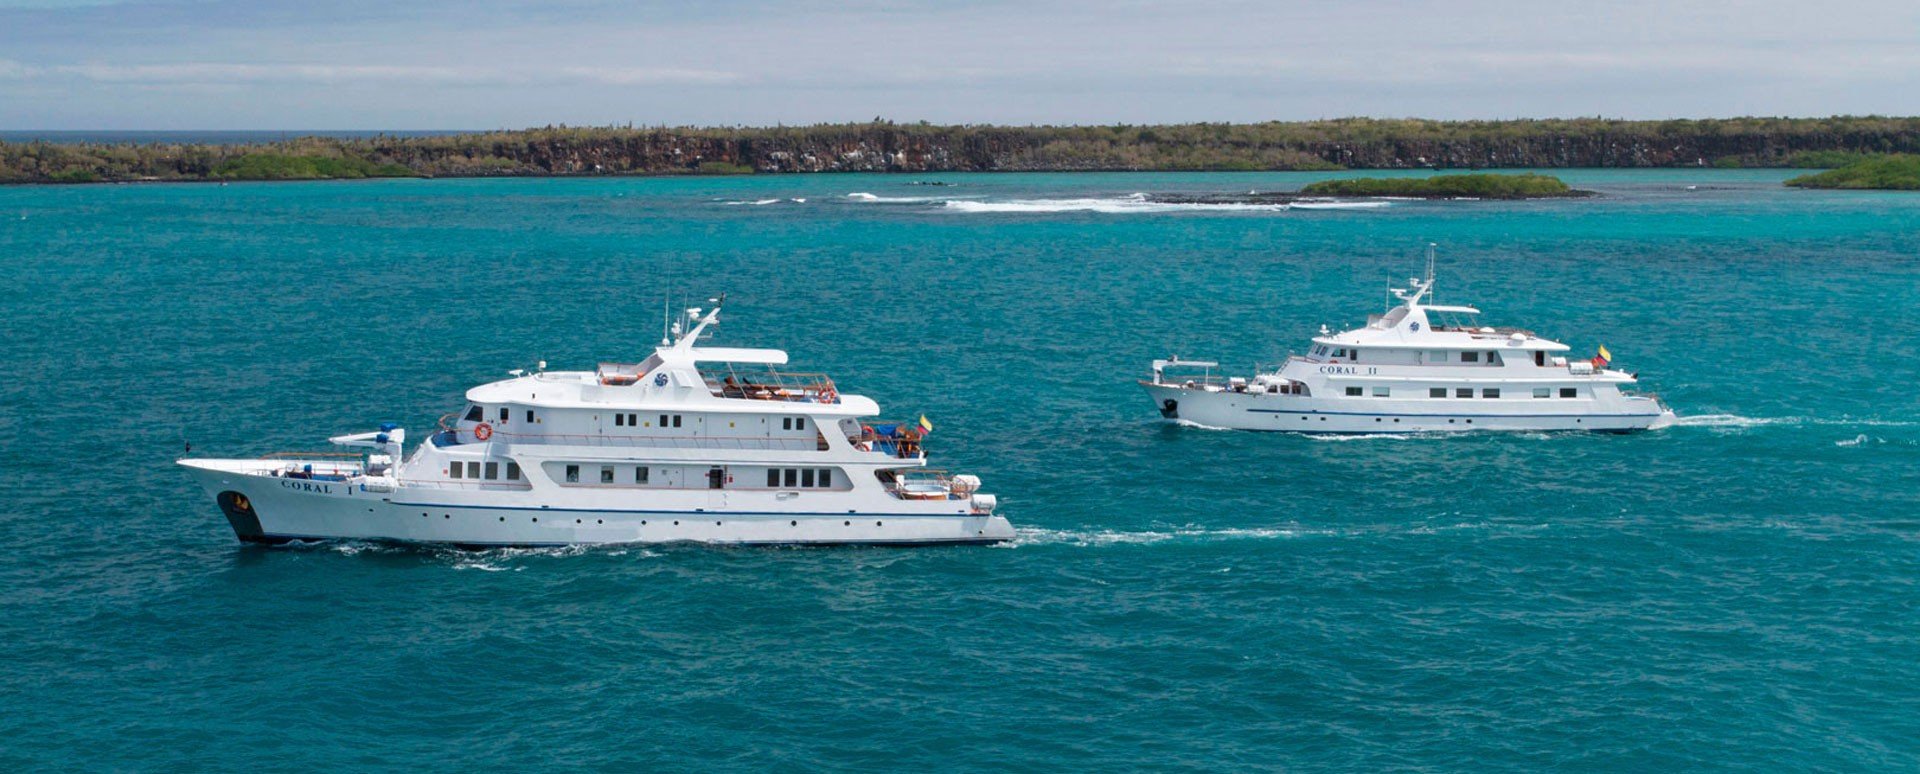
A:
1142;248;1674;434
180;300;1012;547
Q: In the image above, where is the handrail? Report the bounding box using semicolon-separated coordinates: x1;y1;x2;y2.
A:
260;451;365;460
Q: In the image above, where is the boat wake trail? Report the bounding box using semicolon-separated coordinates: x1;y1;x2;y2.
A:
1671;414;1920;429
1011;526;1309;546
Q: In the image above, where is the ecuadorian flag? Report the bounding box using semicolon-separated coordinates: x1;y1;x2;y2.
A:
918;415;935;435
1596;345;1612;365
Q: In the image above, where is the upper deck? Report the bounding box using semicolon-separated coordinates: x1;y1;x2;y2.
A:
464;301;880;417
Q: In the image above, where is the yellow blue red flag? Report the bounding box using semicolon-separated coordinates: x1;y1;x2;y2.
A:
918;415;934;434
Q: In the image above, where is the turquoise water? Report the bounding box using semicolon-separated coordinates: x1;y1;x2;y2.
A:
3;171;1918;769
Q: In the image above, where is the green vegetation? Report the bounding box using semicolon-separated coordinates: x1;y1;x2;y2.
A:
212;153;414;180
1300;173;1576;198
1784;154;1920;189
5;117;1920;184
1783;150;1882;168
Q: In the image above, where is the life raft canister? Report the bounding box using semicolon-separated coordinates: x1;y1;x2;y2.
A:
474;422;494;441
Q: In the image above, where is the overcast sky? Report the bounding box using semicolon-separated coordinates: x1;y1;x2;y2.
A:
2;0;1916;129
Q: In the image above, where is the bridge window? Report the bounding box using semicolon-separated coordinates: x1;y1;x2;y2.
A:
498;407;508;422
1430;388;1446;398
465;462;479;479
564;464;579;483
784;469;798;487
1372;387;1390;397
484;462;498;480
615;414;625;427
818;468;832;487
627;413;637;426
1483;388;1500;398
801;469;816;487
1461;351;1480;363
1345;386;1362;397
1560;387;1578;398
635;467;649;484
1534;388;1551;398
600;466;614;484
449;464;463;479
464;405;483;422
767;469;781;487
506;462;522;480
525;410;535;423
1456;388;1473;398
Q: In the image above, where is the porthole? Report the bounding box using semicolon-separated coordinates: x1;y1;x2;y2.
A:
576;519;581;524
673;520;680;526
844;520;851;526
876;521;883;527
715;521;722;526
532;517;538;522
444;514;449;519
791;520;798;526
598;519;604;524
498;516;505;522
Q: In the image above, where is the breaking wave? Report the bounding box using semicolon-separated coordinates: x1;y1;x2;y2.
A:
1290;199;1393;210
944;193;1290;214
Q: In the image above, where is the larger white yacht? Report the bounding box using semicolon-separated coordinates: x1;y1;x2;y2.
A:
1143;249;1674;434
180;300;1012;547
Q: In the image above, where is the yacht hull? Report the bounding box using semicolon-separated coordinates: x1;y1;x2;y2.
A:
1144;383;1672;434
180;460;1014;547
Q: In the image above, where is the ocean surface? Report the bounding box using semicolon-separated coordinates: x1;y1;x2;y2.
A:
2;170;1917;770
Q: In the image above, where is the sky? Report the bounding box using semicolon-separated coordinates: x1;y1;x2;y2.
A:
1;0;1916;129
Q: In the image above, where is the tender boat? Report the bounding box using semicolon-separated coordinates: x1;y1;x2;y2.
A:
1142;247;1674;434
180;299;1012;547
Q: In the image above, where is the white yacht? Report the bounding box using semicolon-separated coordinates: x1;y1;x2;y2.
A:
1143;249;1674;434
180;300;1012;547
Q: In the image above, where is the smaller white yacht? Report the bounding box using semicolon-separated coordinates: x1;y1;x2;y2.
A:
1142;247;1674;434
180;298;1012;547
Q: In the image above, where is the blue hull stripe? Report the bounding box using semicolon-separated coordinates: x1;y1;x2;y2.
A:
387;503;965;517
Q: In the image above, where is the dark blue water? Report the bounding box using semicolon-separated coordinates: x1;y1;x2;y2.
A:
3;171;1917;769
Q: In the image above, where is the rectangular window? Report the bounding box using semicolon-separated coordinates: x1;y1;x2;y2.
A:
1483;388;1500;399
672;415;683;428
465;462;480;479
506;462;522;480
801;469;816;487
635;467;649;484
818;469;832;488
782;417;792;430
767;469;781;487
525;410;534;423
1430;388;1447;398
627;413;637;426
795;418;806;430
615;414;625;427
1372;387;1390;397
1461;351;1479;363
784;469;798;487
449;463;463;479
659;414;669;428
1345;386;1363;396
1350;350;1359;362
565;464;579;483
484;462;498;480
498;407;508;422
464;405;483;422
1560;387;1578;398
600;466;614;484
1533;388;1551;399
1456;388;1473;398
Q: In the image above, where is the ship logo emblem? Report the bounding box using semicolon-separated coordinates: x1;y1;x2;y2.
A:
1410;322;1421;331
654;372;669;387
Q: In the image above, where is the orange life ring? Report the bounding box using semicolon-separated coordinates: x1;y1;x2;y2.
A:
474;423;493;441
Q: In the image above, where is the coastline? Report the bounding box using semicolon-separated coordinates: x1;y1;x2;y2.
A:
6;117;1920;185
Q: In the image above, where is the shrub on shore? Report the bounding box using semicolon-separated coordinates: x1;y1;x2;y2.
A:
1784;154;1920;189
1299;173;1576;198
